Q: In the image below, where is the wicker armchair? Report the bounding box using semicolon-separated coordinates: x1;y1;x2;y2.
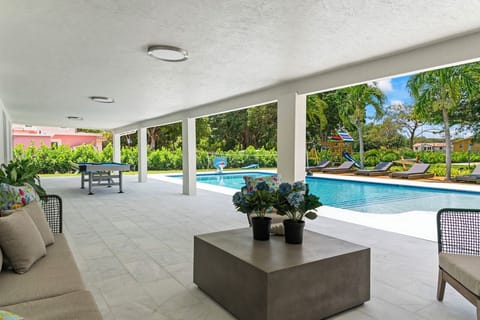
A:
437;208;480;320
39;194;63;233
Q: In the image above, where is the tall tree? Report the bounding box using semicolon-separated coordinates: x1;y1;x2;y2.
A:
306;94;328;146
147;127;158;150
363;119;408;150
386;103;425;149
336;84;385;168
407;63;480;180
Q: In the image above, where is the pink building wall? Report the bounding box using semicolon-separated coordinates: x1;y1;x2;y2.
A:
14;134;52;148
13;126;104;150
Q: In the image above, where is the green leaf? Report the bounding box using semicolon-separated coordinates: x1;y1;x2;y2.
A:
10;167;17;182
305;211;317;220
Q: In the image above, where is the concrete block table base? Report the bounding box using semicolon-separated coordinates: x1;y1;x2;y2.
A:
194;228;370;320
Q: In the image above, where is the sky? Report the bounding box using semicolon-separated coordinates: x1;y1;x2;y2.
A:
368;75;465;139
375;75;413;107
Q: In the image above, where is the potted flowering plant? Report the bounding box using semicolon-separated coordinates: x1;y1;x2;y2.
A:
232;181;275;240
274;181;322;244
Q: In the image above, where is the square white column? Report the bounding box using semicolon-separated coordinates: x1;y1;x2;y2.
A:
112;133;121;163
137;127;147;182
277;92;306;183
182;118;197;195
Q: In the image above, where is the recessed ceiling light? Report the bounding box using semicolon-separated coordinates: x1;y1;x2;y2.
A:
66;116;83;120
89;96;115;103
147;45;188;62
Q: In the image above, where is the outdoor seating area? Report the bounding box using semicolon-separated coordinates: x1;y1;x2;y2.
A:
0;195;102;319
12;175;473;319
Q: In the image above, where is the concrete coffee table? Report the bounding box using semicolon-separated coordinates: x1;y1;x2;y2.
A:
194;228;370;320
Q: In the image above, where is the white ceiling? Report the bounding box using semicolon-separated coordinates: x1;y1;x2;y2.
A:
1;0;480;130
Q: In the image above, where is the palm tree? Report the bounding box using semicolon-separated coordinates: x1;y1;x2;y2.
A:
407;64;480;180
306;94;328;143
337;84;385;168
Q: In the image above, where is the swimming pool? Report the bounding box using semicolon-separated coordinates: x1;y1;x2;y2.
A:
171;172;480;213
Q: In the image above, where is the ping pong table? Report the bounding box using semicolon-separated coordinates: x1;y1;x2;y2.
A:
78;162;131;195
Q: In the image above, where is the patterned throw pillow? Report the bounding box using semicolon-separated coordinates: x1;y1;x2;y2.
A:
0;310;24;319
0;183;40;211
243;175;281;192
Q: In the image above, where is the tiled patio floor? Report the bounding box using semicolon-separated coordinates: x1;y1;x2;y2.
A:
42;176;476;320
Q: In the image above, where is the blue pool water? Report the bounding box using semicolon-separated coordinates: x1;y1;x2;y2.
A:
170;172;480;213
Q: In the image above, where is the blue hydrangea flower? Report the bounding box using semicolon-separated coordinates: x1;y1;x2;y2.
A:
256;181;269;191
287;191;304;209
232;191;244;205
278;182;292;195
292;181;306;192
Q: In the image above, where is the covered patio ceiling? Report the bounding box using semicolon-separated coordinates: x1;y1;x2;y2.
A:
1;1;480;131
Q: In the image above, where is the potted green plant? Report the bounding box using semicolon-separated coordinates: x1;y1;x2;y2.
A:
274;181;322;244
0;157;46;196
232;181;276;240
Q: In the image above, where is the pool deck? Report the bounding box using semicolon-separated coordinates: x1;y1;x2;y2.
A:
153;170;480;242
41;175;477;319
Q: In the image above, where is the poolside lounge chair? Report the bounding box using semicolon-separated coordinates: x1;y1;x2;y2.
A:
306;160;331;173
321;161;355;174
390;163;433;179
436;208;480;320
454;165;480;184
355;161;393;176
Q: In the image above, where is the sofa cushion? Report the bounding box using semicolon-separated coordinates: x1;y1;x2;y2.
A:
22;201;55;246
0;209;46;274
0;183;39;211
2;290;102;320
439;252;480;295
0;234;85;306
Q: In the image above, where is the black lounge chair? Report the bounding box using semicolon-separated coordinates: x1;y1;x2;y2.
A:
321;161;355;174
390;163;433;179
306;160;331;173
355;162;393;176
454;166;480;184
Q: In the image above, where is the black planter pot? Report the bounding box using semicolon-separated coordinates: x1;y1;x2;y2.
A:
283;219;305;244
251;216;272;241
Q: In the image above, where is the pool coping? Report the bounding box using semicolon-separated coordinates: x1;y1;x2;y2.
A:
150;171;480;242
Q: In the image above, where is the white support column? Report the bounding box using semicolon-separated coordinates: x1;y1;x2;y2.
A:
112;133;121;163
182;118;197;195
277;92;306;183
137;128;148;182
6;119;12;163
0;111;5;164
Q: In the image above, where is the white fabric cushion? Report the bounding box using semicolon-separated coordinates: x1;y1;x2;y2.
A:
0;210;46;274
22;201;54;246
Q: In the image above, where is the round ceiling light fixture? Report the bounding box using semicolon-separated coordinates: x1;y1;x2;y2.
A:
66;116;83;120
89;96;115;103
147;45;188;62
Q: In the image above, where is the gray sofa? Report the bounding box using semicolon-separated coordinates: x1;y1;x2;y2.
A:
0;195;102;320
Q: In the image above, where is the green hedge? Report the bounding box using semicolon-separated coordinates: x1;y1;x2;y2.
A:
13;143;278;173
13;143;480;175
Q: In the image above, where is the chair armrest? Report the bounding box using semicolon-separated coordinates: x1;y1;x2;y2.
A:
39;194;63;233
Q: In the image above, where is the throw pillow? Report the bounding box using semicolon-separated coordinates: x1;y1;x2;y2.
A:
0;310;24;320
244;175;281;192
0;183;40;211
22;200;55;246
0;209;46;274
